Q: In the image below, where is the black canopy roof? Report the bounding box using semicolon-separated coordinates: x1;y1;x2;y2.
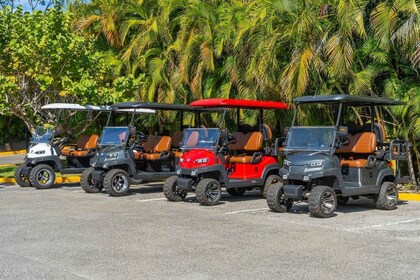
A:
293;94;405;106
112;102;194;111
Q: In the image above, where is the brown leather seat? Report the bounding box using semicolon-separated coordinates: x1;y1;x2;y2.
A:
140;136;172;160
337;132;376;168
228;132;263;164
133;150;143;160
61;134;99;157
171;131;184;158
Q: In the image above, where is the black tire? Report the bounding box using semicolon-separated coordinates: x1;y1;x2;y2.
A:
337;196;350;206
80;167;103;193
195;178;222;206
163;176;188;202
308;185;337;218
104;169;130;197
266;182;293;213
226;187;246;196
29;164;55;189
14;164;31;187
262;174;282;199
374;181;398;210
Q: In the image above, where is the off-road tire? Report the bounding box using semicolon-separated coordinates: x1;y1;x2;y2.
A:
262;175;282;199
195;178;222;206
30;164;55;189
80;167;103;193
374;181;398;210
14;164;31;187
337;196;350;206
308;185;337;218
104;169;130;197
266;182;293;212
163;176;188;202
226;187;246;196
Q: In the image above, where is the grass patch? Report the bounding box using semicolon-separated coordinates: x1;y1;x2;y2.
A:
0;165;17;178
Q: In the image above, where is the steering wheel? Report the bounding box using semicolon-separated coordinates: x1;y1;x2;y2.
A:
136;131;147;142
227;133;236;144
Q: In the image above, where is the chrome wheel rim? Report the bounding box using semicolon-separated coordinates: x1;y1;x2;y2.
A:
385;186;397;206
206;183;220;202
36;169;53;185
111;174;128;193
321;191;334;213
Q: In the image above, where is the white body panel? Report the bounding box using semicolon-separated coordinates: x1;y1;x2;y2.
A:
27;143;58;159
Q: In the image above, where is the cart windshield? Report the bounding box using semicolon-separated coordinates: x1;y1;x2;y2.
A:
31;126;55;143
181;128;221;151
99;127;129;147
285;126;336;153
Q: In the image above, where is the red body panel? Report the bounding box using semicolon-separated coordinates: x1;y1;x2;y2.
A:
179;150;221;169
180;149;278;181
226;156;278;180
190;98;289;110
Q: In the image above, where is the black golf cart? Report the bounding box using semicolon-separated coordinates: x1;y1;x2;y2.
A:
267;94;411;218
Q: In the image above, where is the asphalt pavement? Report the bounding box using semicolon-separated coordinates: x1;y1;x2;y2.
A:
0;153;25;166
0;183;419;279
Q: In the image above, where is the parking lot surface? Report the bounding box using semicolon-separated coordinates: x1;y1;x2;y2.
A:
0;182;420;280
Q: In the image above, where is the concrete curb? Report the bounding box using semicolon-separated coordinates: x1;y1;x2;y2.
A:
0;176;80;185
0;150;26;156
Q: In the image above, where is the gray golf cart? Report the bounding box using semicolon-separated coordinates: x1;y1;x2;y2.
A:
81;102;209;197
267;95;411;218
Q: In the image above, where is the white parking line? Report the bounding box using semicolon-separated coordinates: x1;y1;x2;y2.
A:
346;218;420;232
224;208;269;215
136;198;167;202
136;196;195;203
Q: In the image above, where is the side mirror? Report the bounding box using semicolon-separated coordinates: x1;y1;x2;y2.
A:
338;126;348;139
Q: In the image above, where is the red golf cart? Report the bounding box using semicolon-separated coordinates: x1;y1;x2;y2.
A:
163;98;289;206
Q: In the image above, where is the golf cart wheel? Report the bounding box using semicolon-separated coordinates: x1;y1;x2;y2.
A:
374;181;398;210
80;167;103;193
226;187;246;196
337;196;350;206
308;186;337;218
262;175;282;199
195;178;222;206
14;164;31;187
29;164;55;189
104;169;130;197
163;176;188;202
266;182;293;213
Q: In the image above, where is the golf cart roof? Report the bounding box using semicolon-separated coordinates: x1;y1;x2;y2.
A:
113;102;196;111
41;103;112;111
115;108;156;114
293;94;406;106
189;98;289;109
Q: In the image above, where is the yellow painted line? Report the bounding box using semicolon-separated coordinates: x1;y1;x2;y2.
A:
398;193;420;201
0;150;26;156
0;176;80;184
0;164;19;168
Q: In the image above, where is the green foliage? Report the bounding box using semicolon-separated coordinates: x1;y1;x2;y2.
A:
0;6;139;133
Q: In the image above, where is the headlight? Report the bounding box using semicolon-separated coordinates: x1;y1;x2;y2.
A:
194;158;208;164
284;160;291;166
35;150;45;154
307;160;324;167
